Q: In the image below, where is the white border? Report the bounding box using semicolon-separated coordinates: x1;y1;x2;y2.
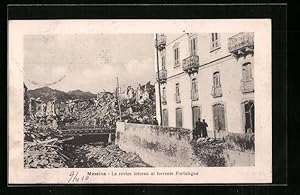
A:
8;19;272;184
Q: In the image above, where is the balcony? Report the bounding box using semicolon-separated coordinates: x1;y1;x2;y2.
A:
182;55;200;74
156;69;167;84
191;91;199;101
155;34;166;51
228;32;254;57
241;78;254;94
211;86;223;98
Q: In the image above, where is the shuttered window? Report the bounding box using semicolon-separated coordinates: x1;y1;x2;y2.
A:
175;83;181;103
162;109;168;126
190;37;197;56
161;56;166;70
174;47;180;66
176;108;183;128
162;87;167;104
191;78;198;101
242;62;252;81
213;72;221;88
211;33;220;51
212;103;226;131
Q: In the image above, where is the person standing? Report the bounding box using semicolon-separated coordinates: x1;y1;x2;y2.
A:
202;119;208;137
195;118;202;139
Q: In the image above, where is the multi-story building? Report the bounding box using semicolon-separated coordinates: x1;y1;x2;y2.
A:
154;32;254;138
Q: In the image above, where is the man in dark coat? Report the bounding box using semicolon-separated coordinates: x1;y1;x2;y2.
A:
202;119;208;137
193;118;202;140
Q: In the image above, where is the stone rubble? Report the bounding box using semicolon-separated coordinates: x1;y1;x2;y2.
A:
23;82;156;168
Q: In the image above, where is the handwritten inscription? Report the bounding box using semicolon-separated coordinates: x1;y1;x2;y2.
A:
67;171;89;183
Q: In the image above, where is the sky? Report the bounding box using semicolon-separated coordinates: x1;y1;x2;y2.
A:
24;34;155;93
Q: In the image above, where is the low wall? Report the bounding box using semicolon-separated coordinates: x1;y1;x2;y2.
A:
116;122;255;167
116;122;200;167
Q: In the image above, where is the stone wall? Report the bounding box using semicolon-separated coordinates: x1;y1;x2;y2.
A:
116;122;201;167
116;122;255;167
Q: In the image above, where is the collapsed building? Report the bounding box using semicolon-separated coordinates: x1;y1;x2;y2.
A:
24;81;157;129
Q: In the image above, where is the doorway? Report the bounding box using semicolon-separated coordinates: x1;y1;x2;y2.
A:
192;106;201;129
243;100;255;133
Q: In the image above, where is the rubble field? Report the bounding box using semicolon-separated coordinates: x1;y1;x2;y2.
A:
24;84;156;168
24;133;151;168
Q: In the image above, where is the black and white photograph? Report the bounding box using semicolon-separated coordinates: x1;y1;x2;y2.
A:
8;19;272;183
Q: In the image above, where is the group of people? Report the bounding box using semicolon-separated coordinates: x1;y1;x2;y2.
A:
193;118;208;140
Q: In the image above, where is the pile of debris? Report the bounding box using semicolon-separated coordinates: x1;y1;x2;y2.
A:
24;142;68;168
24;118;151;168
24;119;73;168
62;143;150;168
23;81;157;168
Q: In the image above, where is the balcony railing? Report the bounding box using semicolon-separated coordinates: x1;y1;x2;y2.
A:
241;78;254;93
228;32;254;56
211;86;223;98
155;34;166;51
182;55;200;74
156;69;167;84
191;91;199;101
175;94;181;103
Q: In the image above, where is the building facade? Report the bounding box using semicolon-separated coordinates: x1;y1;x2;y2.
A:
155;32;254;138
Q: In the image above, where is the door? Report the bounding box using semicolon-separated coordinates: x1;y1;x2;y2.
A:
243;100;255;133
192;106;201;129
176;108;182;128
212;103;226;131
162;109;168;126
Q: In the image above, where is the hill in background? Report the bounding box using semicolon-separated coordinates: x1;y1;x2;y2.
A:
27;86;96;102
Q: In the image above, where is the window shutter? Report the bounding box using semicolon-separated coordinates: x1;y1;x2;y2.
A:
176;108;182;128
163;109;168;126
219;104;225;130
179;109;182;127
213;105;217;131
177;49;179;60
241;102;246;132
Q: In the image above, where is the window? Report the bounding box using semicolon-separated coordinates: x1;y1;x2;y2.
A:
242;63;252;81
175;83;180;103
213;72;221;88
176;108;183;128
211;33;220;51
174;47;180;66
162;87;167;104
162;109;169;126
191;78;199;101
212;103;226;131
190;36;197;56
161;55;166;70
